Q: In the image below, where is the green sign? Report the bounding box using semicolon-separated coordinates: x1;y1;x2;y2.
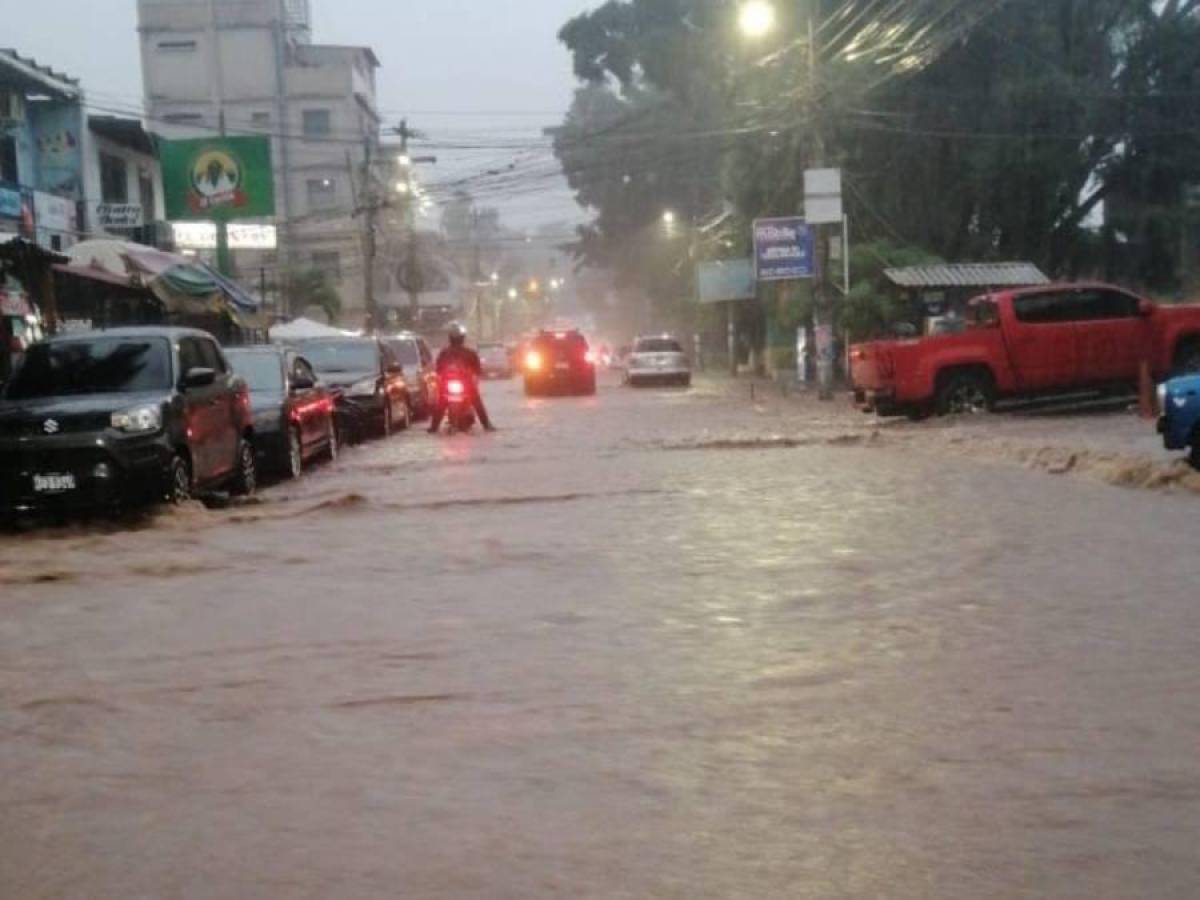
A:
161;136;275;221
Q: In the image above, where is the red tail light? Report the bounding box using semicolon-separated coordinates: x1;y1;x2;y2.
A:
584;350;597;364
447;379;466;397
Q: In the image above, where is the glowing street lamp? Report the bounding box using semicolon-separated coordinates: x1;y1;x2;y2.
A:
397;154;412;168
395;181;411;195
508;288;519;301
661;210;677;226
738;0;776;39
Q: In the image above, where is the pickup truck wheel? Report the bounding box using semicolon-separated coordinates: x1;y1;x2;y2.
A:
1173;342;1200;376
230;439;258;497
936;372;995;416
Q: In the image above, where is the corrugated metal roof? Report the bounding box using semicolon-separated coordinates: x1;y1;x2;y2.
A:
884;262;1049;288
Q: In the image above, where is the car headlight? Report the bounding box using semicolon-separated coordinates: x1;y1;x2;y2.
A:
111;404;163;434
1157;383;1168;412
349;378;379;397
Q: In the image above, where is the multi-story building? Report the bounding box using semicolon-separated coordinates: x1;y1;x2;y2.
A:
137;0;381;323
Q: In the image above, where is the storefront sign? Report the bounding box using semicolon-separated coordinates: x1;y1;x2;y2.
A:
32;102;83;196
753;217;814;282
96;203;144;229
172;222;277;250
161;137;275;221
35;191;78;248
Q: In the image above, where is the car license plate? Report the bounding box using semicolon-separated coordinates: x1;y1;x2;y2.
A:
555;362;570;371
33;473;76;493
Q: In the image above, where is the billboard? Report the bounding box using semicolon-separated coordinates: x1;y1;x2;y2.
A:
172;222;277;250
161;136;275;221
753;217;814;281
697;258;756;304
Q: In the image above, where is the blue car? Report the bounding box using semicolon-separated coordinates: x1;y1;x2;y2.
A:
1158;374;1200;467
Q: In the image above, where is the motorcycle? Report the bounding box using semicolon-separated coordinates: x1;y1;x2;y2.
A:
440;370;477;434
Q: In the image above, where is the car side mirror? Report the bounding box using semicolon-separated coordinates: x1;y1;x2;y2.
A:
1139;299;1156;317
291;375;316;391
182;367;217;389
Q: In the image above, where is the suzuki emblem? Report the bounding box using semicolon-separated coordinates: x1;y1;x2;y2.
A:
43;419;60;434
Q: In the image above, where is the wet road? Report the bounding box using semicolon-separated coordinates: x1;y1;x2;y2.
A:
3;375;1200;899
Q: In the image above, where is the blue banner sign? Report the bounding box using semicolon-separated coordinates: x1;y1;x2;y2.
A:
753;217;814;281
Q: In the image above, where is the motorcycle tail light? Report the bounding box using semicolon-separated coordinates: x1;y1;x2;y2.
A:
584;350;597;364
447;379;466;397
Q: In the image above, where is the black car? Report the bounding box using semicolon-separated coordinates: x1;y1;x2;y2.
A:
523;329;597;396
382;332;438;420
0;327;257;516
293;337;411;442
225;346;338;479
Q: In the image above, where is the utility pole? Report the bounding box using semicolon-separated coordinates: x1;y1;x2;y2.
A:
272;8;294;316
362;135;378;332
808;5;834;402
396;119;420;323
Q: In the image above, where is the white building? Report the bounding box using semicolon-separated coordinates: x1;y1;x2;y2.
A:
137;0;381;323
82;116;166;244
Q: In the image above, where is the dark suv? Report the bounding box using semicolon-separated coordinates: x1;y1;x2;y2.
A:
0;327;256;515
522;329;597;396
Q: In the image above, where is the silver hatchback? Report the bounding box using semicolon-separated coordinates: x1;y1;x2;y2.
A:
625;336;691;387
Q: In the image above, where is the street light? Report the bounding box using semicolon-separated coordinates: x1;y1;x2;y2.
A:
662;210;677;226
508;288;518;301
490;272;500;283
398;154;412;168
395;181;411;195
738;0;776;39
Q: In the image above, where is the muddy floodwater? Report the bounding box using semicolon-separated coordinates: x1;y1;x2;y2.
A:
2;376;1199;898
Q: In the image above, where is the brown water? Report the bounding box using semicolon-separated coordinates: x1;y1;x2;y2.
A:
2;376;1199;898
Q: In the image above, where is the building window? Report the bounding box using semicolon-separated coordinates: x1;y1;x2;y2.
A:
302;109;331;136
306;177;337;211
158;40;198;52
0;135;16;183
163;113;204;125
312;251;341;282
139;170;156;220
251;112;271;129
99;153;128;204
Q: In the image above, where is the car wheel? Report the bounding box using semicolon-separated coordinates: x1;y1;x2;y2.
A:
935;371;994;416
230;438;258;496
167;454;192;505
285;427;303;480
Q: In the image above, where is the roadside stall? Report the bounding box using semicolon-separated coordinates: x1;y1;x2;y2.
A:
0;236;66;380
54;239;263;343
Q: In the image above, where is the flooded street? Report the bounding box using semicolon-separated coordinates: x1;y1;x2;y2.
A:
3;376;1200;899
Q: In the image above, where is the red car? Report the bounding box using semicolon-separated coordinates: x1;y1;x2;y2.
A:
851;283;1200;417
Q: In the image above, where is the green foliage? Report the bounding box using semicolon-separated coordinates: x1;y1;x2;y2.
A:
286;268;342;323
556;0;1200;298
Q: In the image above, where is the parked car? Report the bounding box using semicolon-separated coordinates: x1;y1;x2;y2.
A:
851;284;1200;417
522;329;597;396
293;336;411;441
479;342;513;379
1158;374;1200;468
225;346;338;479
382;332;438;420
626;336;692;387
0;327;256;515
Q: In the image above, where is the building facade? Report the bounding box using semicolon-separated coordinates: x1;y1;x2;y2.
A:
137;0;382;322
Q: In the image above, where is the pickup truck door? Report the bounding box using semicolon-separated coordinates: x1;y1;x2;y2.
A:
1071;288;1152;384
178;337;220;483
1005;291;1079;391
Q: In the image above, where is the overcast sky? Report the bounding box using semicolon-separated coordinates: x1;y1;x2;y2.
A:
7;0;598;227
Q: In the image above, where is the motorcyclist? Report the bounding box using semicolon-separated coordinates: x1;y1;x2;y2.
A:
428;323;496;432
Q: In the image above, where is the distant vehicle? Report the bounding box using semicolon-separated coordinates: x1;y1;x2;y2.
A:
478;342;513;379
1158;374;1200;468
382;332;437;419
625;335;692;387
293;336;411;440
0;327;256;515
522;329;597;396
851;284;1200;417
225;346;338;479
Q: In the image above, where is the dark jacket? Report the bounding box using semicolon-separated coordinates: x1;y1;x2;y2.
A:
435;345;482;377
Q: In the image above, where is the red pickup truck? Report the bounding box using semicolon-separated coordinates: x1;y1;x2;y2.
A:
850;283;1200;417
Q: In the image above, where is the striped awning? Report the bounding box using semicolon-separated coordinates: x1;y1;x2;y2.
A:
884;262;1049;289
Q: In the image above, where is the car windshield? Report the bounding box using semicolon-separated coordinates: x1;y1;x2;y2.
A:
384;340;421;366
299;341;378;373
226;351;284;392
635;339;682;354
5;338;172;400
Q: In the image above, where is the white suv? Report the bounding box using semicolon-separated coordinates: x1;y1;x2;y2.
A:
625;336;691;387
